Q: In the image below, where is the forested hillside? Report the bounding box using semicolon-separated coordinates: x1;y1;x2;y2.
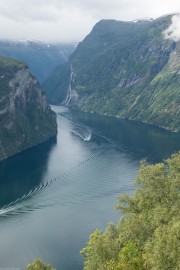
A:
45;15;180;132
81;152;180;270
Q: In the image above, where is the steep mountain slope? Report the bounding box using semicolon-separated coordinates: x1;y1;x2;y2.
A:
128;41;180;131
46;15;180;132
0;40;75;83
43;62;71;105
0;56;57;161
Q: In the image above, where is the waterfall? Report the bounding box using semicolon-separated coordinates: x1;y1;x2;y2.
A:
0;139;6;159
64;64;73;106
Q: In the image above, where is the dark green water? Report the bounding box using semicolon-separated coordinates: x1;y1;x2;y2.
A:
0;106;179;270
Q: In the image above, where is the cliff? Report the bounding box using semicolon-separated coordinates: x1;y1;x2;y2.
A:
0;56;57;161
45;15;180;132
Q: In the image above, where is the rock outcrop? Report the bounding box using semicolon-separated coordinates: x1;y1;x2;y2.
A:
0;56;57;161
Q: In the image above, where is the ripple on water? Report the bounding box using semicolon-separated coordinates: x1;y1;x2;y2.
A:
0;144;138;217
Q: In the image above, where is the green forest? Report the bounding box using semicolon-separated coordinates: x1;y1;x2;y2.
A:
45;15;180;132
28;152;180;270
81;152;180;270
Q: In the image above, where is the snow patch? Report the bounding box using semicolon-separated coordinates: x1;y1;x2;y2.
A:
132;17;154;23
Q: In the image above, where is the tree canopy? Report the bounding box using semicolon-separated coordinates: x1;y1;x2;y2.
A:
26;259;55;270
81;152;180;270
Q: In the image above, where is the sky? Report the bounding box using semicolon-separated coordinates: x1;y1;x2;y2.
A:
0;0;179;43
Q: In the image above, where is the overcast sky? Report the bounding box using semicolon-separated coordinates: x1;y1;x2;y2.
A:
0;0;179;43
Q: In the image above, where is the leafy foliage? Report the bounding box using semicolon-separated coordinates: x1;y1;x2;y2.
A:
26;259;55;270
81;152;180;270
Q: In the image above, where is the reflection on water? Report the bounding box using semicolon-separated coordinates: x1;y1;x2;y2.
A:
0;106;179;270
67;108;180;163
0;137;57;207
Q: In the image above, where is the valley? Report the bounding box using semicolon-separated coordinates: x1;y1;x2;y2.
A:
0;106;179;269
0;10;179;270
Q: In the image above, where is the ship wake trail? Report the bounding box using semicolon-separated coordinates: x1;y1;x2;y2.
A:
0;150;99;216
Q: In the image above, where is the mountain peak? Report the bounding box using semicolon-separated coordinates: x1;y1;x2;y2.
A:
45;13;180;132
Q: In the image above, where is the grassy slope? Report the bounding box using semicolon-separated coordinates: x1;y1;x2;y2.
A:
0;55;26;68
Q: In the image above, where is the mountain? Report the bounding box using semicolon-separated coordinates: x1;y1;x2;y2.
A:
43;62;71;105
0;40;76;83
0;56;57;161
45;15;180;132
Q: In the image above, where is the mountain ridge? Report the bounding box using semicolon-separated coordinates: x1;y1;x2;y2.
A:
0;40;76;83
44;14;180;132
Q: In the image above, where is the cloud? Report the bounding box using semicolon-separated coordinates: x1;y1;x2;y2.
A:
0;0;62;22
164;14;180;42
0;8;95;43
0;0;179;42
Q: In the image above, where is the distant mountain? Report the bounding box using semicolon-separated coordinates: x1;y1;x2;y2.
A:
45;15;180;132
43;62;71;104
0;56;57;161
0;40;76;83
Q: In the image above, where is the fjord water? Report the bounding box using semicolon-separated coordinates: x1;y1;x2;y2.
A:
0;106;180;270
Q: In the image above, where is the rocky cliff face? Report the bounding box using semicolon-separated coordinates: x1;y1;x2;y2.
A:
0;56;57;161
45;15;180;132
